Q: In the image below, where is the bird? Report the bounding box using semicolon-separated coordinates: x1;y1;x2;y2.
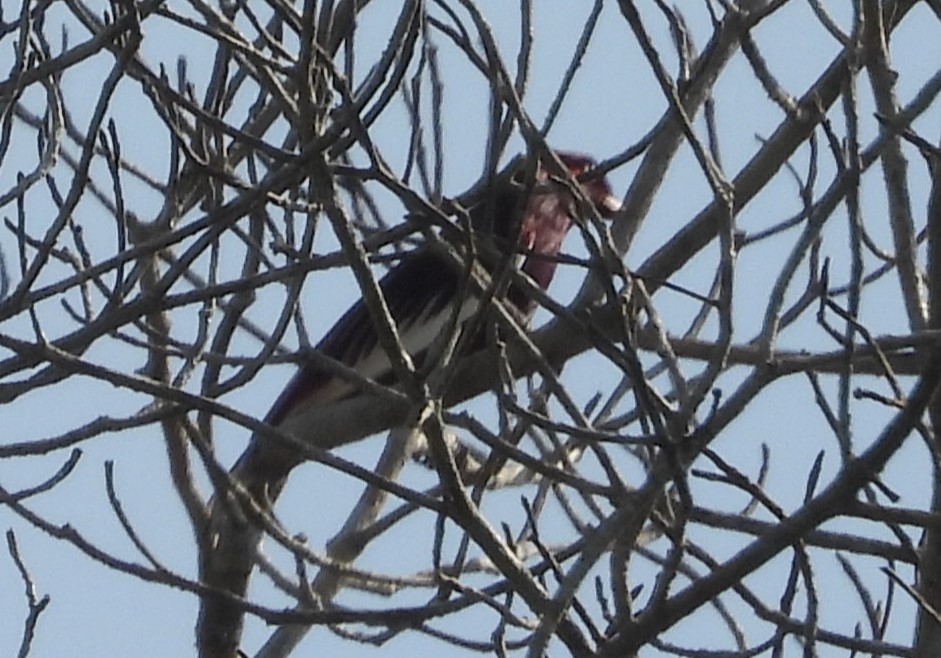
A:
236;150;621;502
198;151;620;658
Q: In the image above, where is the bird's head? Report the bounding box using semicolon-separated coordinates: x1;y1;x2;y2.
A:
470;150;619;238
545;151;621;219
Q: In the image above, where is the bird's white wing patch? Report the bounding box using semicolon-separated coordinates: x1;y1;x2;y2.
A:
310;293;480;404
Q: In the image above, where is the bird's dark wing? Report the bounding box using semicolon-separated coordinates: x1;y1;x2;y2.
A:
265;250;466;426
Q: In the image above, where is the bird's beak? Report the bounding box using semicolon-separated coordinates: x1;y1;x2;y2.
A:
599;194;622;218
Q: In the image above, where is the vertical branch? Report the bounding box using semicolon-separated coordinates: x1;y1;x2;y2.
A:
7;529;51;658
135;214;209;534
839;12;863;460
862;0;925;331
915;130;941;657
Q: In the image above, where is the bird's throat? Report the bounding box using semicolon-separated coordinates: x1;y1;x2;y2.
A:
518;193;574;290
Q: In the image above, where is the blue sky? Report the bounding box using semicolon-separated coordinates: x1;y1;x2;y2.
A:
2;1;941;656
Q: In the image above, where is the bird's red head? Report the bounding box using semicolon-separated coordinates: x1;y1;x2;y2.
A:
547;151;621;219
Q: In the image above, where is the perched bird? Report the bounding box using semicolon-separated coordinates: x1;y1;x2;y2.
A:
238;151;620;500
199;151;619;658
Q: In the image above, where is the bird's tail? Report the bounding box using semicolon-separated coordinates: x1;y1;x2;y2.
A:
197;438;300;657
